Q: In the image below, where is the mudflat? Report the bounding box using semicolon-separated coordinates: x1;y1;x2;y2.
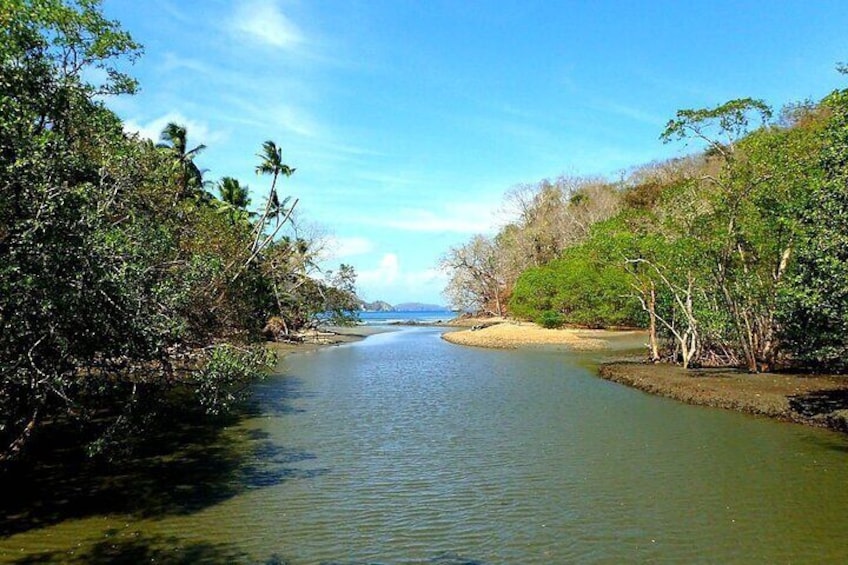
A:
599;362;848;432
442;318;848;433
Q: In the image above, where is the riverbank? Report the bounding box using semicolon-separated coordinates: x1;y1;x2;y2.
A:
442;318;646;351
599;362;848;432
267;325;390;357
442;319;848;433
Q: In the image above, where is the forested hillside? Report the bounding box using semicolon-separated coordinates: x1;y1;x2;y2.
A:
0;1;357;462
442;90;848;373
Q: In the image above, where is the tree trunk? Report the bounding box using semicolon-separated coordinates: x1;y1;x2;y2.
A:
0;408;39;463
648;283;660;362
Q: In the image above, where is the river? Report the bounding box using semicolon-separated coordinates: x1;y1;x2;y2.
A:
3;326;848;563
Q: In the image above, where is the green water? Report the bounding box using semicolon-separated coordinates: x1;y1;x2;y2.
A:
3;327;848;563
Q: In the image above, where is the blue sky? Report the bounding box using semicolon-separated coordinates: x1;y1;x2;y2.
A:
102;0;848;306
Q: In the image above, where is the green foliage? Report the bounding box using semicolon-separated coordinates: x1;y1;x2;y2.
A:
256;140;295;178
192;345;275;415
536;310;565;329
216;176;252;225
661;98;773;156
498;87;848;371
509;239;642;329
0;0;142;97
157;121;206;198
442;83;848;372
322;264;361;326
779;88;848;369
1;0;149;461
0;1;361;462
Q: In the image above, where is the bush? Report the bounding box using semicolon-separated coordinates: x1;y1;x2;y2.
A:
537;310;565;329
508;242;643;328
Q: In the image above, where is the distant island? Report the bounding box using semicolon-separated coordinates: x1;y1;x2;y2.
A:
394;302;451;312
359;300;450;312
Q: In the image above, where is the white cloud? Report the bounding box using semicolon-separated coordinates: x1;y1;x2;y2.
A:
123;112;227;146
358;253;400;286
269;104;320;138
234;0;304;50
154;0;194;26
356;254;450;303
215;94;320;140
160;53;213;75
403;267;449;288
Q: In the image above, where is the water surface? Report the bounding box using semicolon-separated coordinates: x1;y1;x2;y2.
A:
3;326;848;563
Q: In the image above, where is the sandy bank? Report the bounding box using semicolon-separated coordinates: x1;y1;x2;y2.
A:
444;315;510;328
600;362;848;432
442;320;646;351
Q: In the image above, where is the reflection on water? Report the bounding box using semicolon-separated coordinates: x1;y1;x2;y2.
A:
3;327;848;563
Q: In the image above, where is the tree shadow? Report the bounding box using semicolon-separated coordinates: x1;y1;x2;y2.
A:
8;530;493;565
788;388;848;436
244;376;314;417
11;531;291;564
801;435;848;454
0;377;327;538
319;553;491;565
788;388;848;418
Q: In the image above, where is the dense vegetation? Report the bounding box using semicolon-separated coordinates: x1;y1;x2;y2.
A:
0;1;357;463
442;87;848;373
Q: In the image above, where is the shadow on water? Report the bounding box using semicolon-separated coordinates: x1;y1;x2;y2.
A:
11;531;292;564
428;555;490;565
243;375;315;417
319;554;490;565
802;435;848;455
11;538;490;565
0;376;327;539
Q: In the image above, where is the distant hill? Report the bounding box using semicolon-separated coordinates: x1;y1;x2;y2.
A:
359;300;394;312
359;300;451;312
393;302;450;312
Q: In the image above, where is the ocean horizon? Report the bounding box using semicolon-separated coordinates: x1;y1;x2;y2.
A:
357;310;455;325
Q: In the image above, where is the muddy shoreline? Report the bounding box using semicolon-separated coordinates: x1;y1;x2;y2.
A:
600;362;848;433
441;319;848;434
267;325;392;357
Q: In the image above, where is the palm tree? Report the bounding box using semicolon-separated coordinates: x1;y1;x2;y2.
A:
158;122;206;199
256;140;295;184
252;140;295;250
231;140;300;284
216;176;252;225
218;176;250;209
